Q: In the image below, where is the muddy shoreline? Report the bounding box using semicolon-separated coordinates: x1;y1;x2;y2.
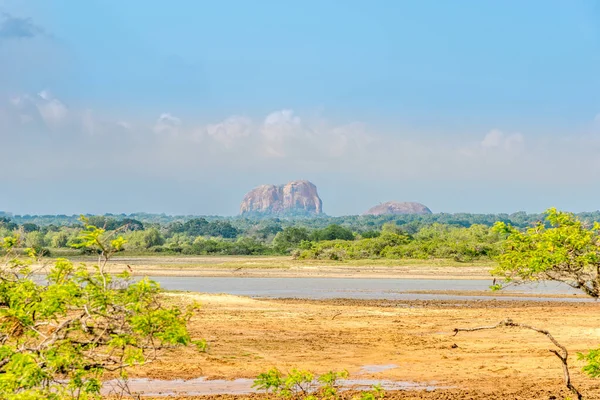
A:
53;255;495;280
105;265;493;280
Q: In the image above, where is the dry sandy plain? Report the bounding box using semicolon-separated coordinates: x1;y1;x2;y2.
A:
64;256;598;399
123;294;600;399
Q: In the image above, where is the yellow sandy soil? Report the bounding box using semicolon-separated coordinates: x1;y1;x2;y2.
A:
126;293;600;399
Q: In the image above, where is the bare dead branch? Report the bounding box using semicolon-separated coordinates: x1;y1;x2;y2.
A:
453;318;582;400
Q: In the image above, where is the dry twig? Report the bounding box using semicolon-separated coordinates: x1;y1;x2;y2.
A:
453;318;582;400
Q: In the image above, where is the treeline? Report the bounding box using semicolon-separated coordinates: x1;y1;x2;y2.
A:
0;215;498;261
292;224;501;261
6;210;600;231
0;210;598;261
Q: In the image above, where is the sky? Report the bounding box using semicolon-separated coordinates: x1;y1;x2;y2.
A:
0;0;599;216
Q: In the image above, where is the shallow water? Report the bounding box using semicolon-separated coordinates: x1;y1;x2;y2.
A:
360;364;398;374
102;376;440;396
143;276;591;302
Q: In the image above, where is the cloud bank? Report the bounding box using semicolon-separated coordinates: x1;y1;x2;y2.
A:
1;90;599;185
2;89;600;214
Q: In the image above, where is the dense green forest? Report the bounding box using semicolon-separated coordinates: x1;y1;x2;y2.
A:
2;210;600;261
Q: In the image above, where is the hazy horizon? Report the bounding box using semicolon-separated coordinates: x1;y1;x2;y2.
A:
1;1;599;216
2;178;599;218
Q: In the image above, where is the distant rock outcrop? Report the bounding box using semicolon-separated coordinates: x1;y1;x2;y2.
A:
240;180;323;216
363;201;432;216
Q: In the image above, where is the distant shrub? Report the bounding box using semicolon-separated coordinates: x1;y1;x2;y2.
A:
296;225;500;261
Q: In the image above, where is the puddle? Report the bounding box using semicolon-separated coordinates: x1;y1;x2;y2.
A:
359;364;398;374
103;378;256;396
102;377;440;396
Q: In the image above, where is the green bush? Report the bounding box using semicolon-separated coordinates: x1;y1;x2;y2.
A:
296;225;500;262
253;368;383;400
310;224;355;241
0;218;204;399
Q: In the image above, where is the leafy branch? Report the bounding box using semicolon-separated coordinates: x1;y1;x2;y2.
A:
0;217;205;399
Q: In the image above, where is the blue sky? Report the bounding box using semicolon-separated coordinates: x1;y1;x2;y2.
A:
0;0;599;215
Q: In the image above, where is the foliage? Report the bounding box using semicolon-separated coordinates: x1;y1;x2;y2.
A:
13;209;600;234
0;218;204;399
252;221;284;239
22;223;40;233
0;214;512;260
354;384;385;400
297;224;500;262
169;218;239;239
310;225;354;241
0;217;17;231
253;368;315;398
24;231;48;255
493;208;600;381
141;228;165;249
492;208;600;297
252;368;353;400
273;227;310;254
50;231;69;248
252;367;286;394
317;370;349;399
183;236;271;256
360;230;380;239
579;348;600;378
86;216;144;231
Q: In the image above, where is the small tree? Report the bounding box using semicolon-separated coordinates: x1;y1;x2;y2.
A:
273;227;310;254
311;224;354;241
492;207;600;383
142;228;165;249
50;231;70;248
492;207;600;297
0;217;205;399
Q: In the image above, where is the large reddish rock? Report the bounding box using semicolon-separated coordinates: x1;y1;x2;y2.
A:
363;201;432;216
240;180;323;215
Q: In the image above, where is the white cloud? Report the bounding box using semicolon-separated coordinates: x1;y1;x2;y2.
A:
37;90;51;100
8;90;68;127
263;109;301;126
504;132;524;150
481;129;524;151
35;90;68;126
205;115;252;148
186;109;379;163
117;121;132;130
481;129;503;148
255;111;379;162
154;112;181;135
327;122;376;158
80;110;135;138
4;93;600;191
261;109;304;157
36;100;67;125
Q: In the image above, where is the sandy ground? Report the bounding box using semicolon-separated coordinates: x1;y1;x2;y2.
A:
126;293;600;399
40;255;598;398
61;255;495;280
